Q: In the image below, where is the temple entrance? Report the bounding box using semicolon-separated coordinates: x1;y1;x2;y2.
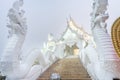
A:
64;43;79;56
72;44;79;55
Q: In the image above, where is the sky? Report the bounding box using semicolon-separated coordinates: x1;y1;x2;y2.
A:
0;0;120;56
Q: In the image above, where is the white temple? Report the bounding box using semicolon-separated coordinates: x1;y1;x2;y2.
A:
0;0;120;80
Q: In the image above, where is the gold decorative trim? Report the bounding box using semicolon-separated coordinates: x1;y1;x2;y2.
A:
111;17;120;57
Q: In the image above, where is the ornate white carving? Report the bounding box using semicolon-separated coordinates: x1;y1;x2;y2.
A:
7;0;27;37
90;0;120;79
41;33;58;62
91;0;109;31
0;0;57;80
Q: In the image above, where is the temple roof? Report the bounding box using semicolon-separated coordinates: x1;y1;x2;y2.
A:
60;17;82;43
61;27;79;42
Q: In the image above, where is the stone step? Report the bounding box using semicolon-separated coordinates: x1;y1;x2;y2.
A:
37;57;91;80
38;78;91;80
40;74;90;77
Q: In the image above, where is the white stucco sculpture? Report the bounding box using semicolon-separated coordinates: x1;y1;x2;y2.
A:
0;0;55;80
41;33;58;62
67;0;120;78
90;0;120;79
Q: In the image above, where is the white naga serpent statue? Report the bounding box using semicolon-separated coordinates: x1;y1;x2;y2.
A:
68;0;120;80
0;0;57;80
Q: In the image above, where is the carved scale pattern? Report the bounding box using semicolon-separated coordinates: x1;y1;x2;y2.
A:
111;17;120;57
